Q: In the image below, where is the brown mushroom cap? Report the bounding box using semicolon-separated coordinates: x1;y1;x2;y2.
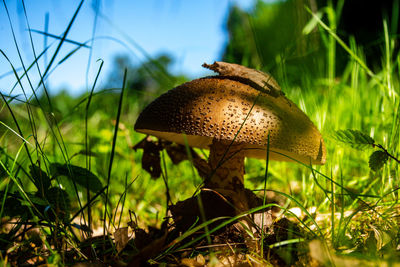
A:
135;63;326;165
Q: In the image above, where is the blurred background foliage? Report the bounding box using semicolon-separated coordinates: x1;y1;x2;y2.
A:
223;0;399;85
4;0;397;114
0;0;399;256
223;0;324;85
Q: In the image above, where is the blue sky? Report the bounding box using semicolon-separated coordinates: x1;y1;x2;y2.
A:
0;0;256;96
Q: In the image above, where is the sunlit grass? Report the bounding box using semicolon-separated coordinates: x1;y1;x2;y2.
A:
0;0;399;265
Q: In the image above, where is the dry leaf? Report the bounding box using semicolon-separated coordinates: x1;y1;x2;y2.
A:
309;239;400;267
128;233;167;267
114;227;129;253
133;136;162;178
180;257;204;267
202;61;283;97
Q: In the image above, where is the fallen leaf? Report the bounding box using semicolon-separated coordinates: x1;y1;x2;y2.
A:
114;227;129;253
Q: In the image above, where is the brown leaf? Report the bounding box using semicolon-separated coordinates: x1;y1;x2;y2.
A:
308;240;400;267
180;255;205;267
133;136;162;178
127;232;167;267
114;227;129;253
165;142;189;164
202;61;283;97
134;136;211;179
165;142;210;178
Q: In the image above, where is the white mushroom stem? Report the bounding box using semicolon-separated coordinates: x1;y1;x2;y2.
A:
205;139;246;191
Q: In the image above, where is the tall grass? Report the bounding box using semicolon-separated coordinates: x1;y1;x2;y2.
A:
0;0;399;265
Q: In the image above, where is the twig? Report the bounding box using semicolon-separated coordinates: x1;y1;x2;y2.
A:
375;144;400;164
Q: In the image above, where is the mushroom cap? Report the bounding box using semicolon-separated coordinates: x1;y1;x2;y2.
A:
135;63;326;165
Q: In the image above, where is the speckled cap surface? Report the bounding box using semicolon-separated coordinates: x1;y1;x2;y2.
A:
135;62;326;165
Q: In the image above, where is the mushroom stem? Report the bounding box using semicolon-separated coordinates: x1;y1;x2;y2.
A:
205;139;245;191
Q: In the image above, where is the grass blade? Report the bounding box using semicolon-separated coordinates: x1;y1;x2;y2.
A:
103;69;127;235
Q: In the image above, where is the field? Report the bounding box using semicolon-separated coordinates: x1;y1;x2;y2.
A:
0;1;399;266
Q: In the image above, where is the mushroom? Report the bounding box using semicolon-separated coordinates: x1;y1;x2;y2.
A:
134;62;326;209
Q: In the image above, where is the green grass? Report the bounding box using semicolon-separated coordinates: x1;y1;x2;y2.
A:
0;1;399;266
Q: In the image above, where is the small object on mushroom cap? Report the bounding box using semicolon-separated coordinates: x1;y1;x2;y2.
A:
134;62;326;191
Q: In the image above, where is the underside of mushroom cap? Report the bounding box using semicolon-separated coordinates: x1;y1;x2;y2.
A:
135;76;326;165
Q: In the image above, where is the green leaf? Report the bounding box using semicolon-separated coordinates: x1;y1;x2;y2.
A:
50;163;103;193
369;151;389;171
45;187;71;223
0;148;10;180
333;129;375;150
25;193;49;206
30;165;51;194
0;163;7;180
71;223;92;233
0;195;26;218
